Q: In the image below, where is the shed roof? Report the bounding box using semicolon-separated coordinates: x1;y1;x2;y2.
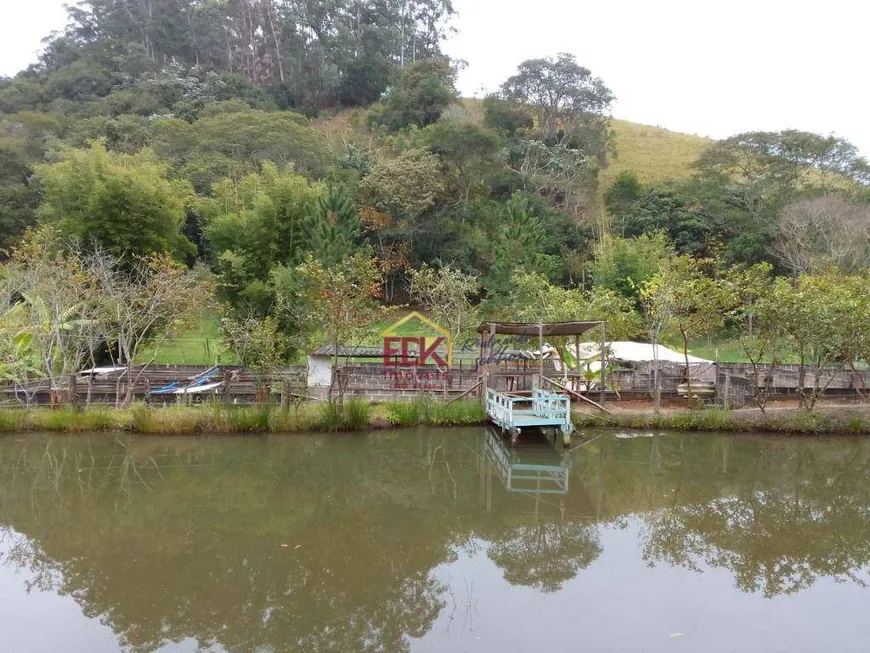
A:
477;321;604;337
309;345;412;359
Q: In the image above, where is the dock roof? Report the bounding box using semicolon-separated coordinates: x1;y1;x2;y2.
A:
476;321;604;337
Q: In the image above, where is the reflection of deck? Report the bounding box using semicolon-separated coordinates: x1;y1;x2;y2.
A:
484;429;570;495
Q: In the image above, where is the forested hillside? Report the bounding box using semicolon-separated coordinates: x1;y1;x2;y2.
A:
3;0;870;388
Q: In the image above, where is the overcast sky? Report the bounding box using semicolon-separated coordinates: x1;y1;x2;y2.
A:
2;0;868;154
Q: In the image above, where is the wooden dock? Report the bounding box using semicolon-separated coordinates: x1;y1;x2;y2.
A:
485;388;573;444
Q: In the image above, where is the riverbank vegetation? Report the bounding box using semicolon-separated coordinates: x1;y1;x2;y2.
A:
2;0;870;417
0;400;487;434
573;407;870;435
2;398;869;436
1;401;869;436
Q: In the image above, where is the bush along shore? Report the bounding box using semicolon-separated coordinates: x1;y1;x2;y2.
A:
0;400;487;435
3;401;870;436
573;408;870;435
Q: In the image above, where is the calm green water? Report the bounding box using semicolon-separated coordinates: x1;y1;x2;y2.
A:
1;428;869;653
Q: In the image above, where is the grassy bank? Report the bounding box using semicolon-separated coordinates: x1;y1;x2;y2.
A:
0;400;486;435
6;401;867;437
574;408;870;435
0;401;484;435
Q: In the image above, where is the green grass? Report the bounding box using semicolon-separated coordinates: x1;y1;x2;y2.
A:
320;399;373;431
144;307;431;366
140;312;229;365
573;408;865;435
685;334;801;364
599;120;712;199
3;401;869;436
0;399;485;434
384;398;486;427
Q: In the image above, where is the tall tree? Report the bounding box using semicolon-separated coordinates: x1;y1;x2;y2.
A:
201;164;322;313
368;57;457;130
695;130;870;197
499;53;614;145
408;263;480;348
641;256;730;396
306;185;362;266
484;192;561;295
293;252;382;401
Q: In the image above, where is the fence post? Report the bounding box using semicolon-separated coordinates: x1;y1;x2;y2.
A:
69;374;79;410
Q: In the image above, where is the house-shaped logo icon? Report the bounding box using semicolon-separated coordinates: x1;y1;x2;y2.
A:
380;311;453;367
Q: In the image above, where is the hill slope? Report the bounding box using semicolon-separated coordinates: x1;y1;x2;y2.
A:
602;119;712;190
313;101;713;204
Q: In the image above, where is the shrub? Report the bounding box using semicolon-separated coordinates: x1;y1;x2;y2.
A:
0;409;26;432
320;400;372;432
228;406;272;433
130;402;159;433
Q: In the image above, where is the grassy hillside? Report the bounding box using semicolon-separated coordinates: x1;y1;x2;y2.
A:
313;99;713;204
602;119;711;190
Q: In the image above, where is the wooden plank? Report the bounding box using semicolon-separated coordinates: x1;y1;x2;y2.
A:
543;377;613;415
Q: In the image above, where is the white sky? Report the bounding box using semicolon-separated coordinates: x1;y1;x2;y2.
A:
1;0;868;155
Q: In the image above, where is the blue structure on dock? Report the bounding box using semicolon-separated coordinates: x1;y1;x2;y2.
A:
486;388;572;443
477;321;607;445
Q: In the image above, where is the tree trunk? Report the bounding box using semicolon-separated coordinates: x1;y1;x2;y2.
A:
797;348;807;409
681;327;692;397
264;0;285;83
125;359;135;406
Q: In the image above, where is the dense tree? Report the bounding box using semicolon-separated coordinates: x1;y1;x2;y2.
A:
484;193;561;295
611;186;723;258
591;232;674;306
35;141;195;259
201;165;322;313
0;112;62;249
603;171;644;216
499;53;614;145
306;185;363;266
5;0;456;114
367;58;457;130
416;120;501;201
359;148;446;249
695;130;870;196
153;109;329;192
774;196;870;277
482;93;533;137
487;54;615;217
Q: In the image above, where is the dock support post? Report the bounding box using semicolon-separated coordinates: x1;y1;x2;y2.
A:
574;334;580;394
538;322;544;388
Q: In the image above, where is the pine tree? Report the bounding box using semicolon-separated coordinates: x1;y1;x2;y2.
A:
306;185;361;266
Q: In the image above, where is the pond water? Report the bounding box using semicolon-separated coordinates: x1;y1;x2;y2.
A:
1;428;869;653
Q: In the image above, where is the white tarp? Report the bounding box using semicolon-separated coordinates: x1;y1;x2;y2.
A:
174;381;224;395
577;341;712;364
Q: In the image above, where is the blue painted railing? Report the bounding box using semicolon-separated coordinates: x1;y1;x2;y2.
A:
485;387;572;436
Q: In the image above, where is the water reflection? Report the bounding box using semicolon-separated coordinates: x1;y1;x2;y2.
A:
0;430;868;652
